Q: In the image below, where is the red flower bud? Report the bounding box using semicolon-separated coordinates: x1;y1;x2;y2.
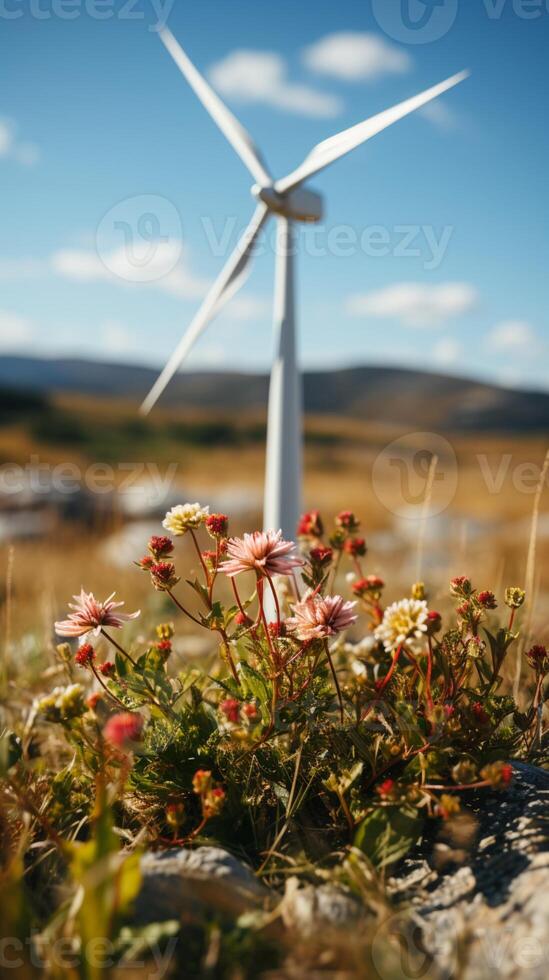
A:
148;536;174;559
150;562;179;591
206;513;229;537
297;510;323;538
103;712;143;747
427;610;442;634
526;645;548;673
234;611;251;627
309;545;333;565
478;590;497;610
377;778;395;799
220;698;240;724
343;537;367;557
472;702;489;725
336;510;359;532
75;644;95;668
138;555;155;570
242;702;259;720
192;769;212;795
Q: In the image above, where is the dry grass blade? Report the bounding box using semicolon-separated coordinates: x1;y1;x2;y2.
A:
2;545;15;692
415;454;438;584
513;448;549;701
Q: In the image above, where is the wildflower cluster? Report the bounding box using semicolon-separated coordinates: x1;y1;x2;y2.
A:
10;504;545;899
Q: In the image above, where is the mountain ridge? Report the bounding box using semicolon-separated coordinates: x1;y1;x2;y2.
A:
0;355;547;433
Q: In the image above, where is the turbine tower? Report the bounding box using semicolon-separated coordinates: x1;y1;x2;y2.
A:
141;28;469;540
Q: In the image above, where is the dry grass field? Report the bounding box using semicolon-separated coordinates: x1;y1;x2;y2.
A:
1;392;548;700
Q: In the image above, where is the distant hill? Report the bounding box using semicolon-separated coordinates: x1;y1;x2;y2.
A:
0;355;547;433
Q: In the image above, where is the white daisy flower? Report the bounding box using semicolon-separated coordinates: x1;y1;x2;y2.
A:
163;502;210;535
374;598;429;656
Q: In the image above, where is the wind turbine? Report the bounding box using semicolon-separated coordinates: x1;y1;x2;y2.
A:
141;28;469;540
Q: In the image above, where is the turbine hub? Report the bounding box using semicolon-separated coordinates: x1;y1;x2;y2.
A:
252;184;323;224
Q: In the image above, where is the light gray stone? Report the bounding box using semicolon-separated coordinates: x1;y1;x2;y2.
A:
134;845;270;925
280;879;366;936
131;764;549;980
389;762;549;979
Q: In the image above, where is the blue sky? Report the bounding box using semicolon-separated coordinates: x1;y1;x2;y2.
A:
1;0;548;391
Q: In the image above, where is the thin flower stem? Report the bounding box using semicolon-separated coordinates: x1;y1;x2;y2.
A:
328;551;343;593
100;629;138;667
167;590;203;628
323;638;344;724
90;664;127;710
100;630;178;721
361;644;402;722
423;780;492;792
190;529;210;585
425;637;434;712
231;577;248;620
338;790;355;835
257;579;279;667
265;572;282;630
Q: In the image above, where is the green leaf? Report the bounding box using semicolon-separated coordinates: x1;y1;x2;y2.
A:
186;577;210;606
239;662;270;706
0;730;22;776
354;805;423;869
115;651;129;678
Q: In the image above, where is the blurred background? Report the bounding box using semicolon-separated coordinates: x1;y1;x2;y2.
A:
0;0;548;656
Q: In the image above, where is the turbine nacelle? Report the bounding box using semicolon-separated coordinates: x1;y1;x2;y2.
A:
252;184;324;224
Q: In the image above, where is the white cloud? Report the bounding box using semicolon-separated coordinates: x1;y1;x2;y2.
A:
420;101;459;131
0;121;12;156
227;294;269;321
0;119;40;166
0;310;35;348
209;50;342;118
50;243;266;323
488;320;538;352
433;337;462;366
100;320;134;356
347;282;478;327
51;243;208;299
303;32;412;82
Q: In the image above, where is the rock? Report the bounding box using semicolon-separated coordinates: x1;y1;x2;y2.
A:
131;764;549;979
280;879;366;936
388;762;549;979
134;846;270;925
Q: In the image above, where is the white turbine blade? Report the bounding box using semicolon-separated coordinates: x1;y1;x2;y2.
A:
159;28;272;188
140;204;269;415
276;70;470;194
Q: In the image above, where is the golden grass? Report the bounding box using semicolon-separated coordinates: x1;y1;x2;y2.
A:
1;395;548;687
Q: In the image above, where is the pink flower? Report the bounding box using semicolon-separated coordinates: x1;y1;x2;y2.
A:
103;712;143;747
222;530;303;579
287;591;357;642
55;590;140;638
